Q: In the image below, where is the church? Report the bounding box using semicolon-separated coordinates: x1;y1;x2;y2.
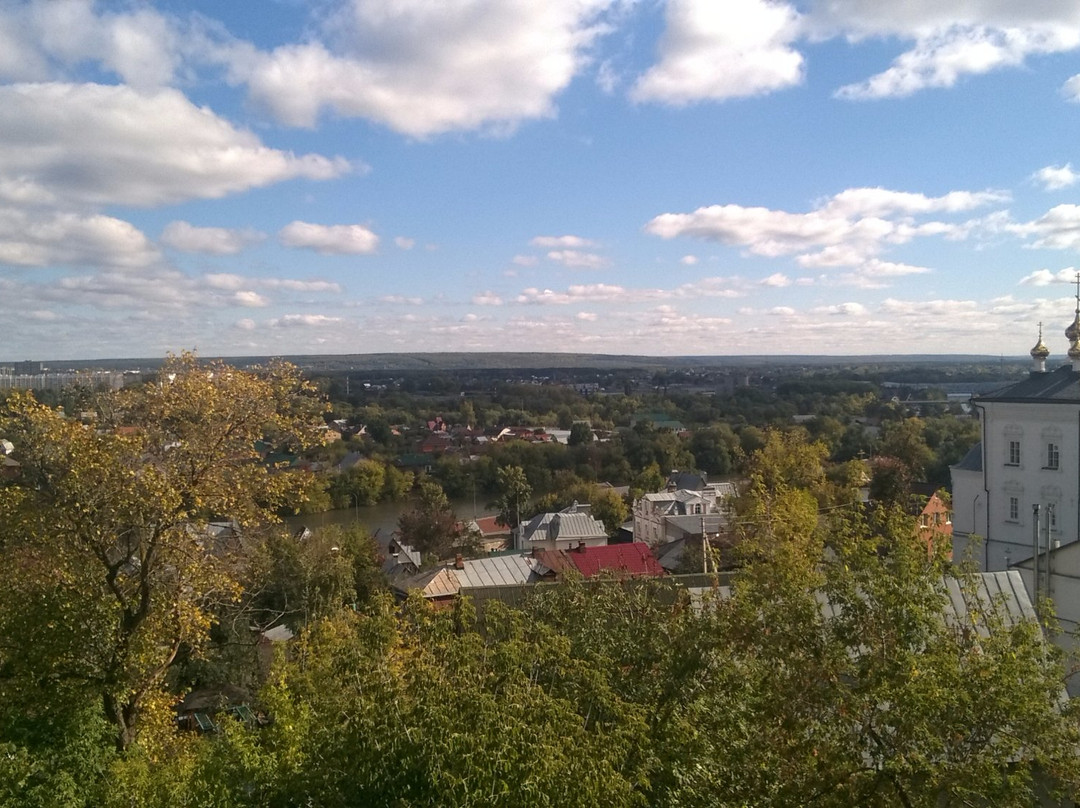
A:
951;300;1080;574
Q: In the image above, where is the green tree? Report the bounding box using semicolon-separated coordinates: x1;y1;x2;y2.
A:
0;354;326;751
568;421;594;446
494;464;532;532
397;478;462;559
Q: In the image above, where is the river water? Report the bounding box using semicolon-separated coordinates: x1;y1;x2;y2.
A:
283;497;493;553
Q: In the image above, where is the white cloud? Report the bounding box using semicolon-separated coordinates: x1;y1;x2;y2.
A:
1013;205;1080;250
270;314;343;328
680;254;698;265
379;295;424;305
473;291;504;305
812;302;868;316
279;221;379;254
820;187;1009;218
203;274;341;294
577;311;598;321
233;290;269;307
0;208;159;269
835;25;1080;100
161;221;264;255
0;83;351;208
632;0;803;105
516;283;633;304
645;186;1004;271
530;234;597;248
760;272;791;287
394;236;416;249
225;0;616;136
547;249;610;269
512;254;539;266
1019;268;1080;286
262;278;342;293
235;318;256;331
0;0;182;88
1034;164;1080;191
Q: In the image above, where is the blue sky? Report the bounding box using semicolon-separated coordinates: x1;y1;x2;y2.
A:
6;0;1080;359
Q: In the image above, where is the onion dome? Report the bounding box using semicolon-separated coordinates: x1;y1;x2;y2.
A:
1068;314;1080;342
1070;337;1080;362
1031;326;1050;360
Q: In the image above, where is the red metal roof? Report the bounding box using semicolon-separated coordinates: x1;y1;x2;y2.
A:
564;542;665;578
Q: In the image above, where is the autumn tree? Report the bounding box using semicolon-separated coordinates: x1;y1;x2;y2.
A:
0;353;326;751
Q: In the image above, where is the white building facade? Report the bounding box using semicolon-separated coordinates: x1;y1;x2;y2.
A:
952;319;1080;571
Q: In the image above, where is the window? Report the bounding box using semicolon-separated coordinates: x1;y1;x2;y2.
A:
1008;440;1021;465
1008;496;1019;522
1047;443;1060;470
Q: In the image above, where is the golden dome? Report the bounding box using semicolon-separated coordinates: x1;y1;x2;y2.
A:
1031;336;1050;359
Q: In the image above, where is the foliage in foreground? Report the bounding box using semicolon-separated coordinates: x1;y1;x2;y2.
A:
5;503;1075;807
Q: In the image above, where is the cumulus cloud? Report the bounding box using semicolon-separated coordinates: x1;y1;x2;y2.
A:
0;208;159;269
223;0;616;136
760;273;791;287
530;234;597;248
680;254;698;265
0;83;351;208
1034;164;1080;191
473;291;504;305
394;236;416;249
233;290;269;307
1019;268;1080;286
161;221;264;254
270;314;343;328
203;273;341;294
0;0;182;88
279;221;379;254
546;249;610;269
645;186;1003;274
1012;205;1080;250
516;283;634;304
632;0;803;105
812;302;868;316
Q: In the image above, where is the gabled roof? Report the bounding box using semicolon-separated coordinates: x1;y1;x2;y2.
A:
975;365;1080;403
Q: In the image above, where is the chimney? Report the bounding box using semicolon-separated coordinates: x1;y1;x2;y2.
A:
577;541;586;552
454;554;464;570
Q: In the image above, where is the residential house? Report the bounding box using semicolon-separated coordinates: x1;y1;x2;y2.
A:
392;552;542;607
634;483;736;546
518;502;608;552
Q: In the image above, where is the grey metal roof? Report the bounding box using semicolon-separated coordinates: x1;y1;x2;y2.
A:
976;364;1080;403
522;510;607;543
454;554;539;589
951;441;982;472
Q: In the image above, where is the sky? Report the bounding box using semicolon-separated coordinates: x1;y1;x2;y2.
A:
7;1;1080;360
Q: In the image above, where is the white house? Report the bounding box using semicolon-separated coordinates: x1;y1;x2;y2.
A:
634;482;736;546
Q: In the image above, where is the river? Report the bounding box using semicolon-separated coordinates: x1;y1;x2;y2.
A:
283;497;494;553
